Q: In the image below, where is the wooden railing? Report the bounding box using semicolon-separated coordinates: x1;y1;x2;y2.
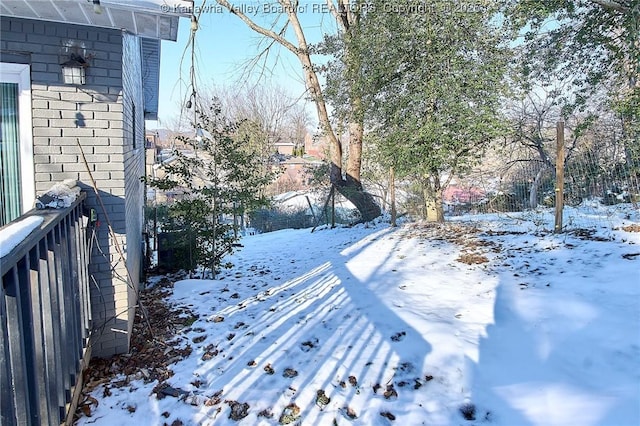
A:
0;193;92;426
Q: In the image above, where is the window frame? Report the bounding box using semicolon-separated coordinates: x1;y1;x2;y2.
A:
0;62;34;215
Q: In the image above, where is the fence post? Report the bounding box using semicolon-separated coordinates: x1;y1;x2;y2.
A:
555;121;565;233
390;166;397;227
331;186;336;228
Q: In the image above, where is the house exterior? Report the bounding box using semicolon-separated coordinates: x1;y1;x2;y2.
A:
0;0;189;357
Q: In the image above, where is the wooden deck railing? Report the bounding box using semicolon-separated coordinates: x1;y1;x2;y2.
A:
0;193;92;426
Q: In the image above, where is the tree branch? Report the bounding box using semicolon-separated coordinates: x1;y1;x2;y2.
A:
325;0;346;31
591;0;631;13
214;0;299;54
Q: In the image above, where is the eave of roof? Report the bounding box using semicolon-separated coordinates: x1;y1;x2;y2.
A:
0;0;191;41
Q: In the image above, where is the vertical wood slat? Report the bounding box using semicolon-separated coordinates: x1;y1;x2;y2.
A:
0;267;17;426
46;231;66;423
63;214;81;387
65;213;82;379
5;266;27;424
74;208;89;343
17;256;41;425
5;263;32;425
28;245;49;423
0;194;90;425
38;237;63;426
80;211;92;341
54;221;72;404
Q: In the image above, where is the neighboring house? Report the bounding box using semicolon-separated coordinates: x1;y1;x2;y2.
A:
304;131;328;160
443;185;486;204
272;156;322;193
274;140;295;156
145;130;161;180
0;0;189;358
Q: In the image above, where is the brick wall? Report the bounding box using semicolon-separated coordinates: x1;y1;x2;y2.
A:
0;17;145;357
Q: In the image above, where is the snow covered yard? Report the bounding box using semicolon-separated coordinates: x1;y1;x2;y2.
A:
76;212;640;426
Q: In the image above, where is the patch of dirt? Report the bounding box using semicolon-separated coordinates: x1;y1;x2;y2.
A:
383;385;398;400
201;343;219;361
278;403;301;425
75;273;195;421
459;402;476;421
282;368;298;378
380;411;396;421
390;331;406;342
483;230;526;236
400;222;496;265
456;251;489;265
342;406;358;419
300;337;319;352
568;228;613;241
258;408;274;418
315;390;330;409
622;252;640;260
204;389;223;407
192;335;206;344
621;224;640;232
227;401;250;421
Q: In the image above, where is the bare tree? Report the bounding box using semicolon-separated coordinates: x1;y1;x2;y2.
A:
199;0;380;221
198;82;311;169
505;85;593;208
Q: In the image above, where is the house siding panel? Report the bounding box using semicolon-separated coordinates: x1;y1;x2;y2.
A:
121;34;145;340
0;16;143;357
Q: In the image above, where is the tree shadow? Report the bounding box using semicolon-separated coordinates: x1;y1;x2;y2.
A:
172;226;433;424
468;233;639;426
81;185;134;357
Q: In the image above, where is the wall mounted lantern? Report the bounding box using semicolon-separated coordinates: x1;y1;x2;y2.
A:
60;53;89;85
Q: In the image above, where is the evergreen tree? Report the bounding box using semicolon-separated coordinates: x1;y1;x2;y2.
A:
336;0;512;221
146;101;274;277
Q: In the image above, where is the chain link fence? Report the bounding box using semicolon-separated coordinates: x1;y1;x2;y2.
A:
435;123;639;232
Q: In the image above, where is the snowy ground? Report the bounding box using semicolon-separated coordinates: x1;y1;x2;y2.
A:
77;208;640;426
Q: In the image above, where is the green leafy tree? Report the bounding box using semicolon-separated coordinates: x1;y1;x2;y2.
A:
146;101;274;277
342;0;512;222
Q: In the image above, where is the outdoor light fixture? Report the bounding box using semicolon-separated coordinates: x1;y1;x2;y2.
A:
61;53;89;85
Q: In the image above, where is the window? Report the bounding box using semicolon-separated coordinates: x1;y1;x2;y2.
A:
0;63;34;226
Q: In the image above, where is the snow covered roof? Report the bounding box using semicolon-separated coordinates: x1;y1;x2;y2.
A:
0;0;191;40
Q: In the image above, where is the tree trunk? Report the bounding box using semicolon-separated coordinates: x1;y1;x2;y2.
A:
213;0;381;221
346;99;364;183
422;176;444;223
423;188;444;223
334;183;381;222
285;5;379;221
529;166;548;209
390;166;397;227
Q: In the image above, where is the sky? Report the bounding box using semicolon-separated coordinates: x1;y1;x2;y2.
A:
152;2;338;129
